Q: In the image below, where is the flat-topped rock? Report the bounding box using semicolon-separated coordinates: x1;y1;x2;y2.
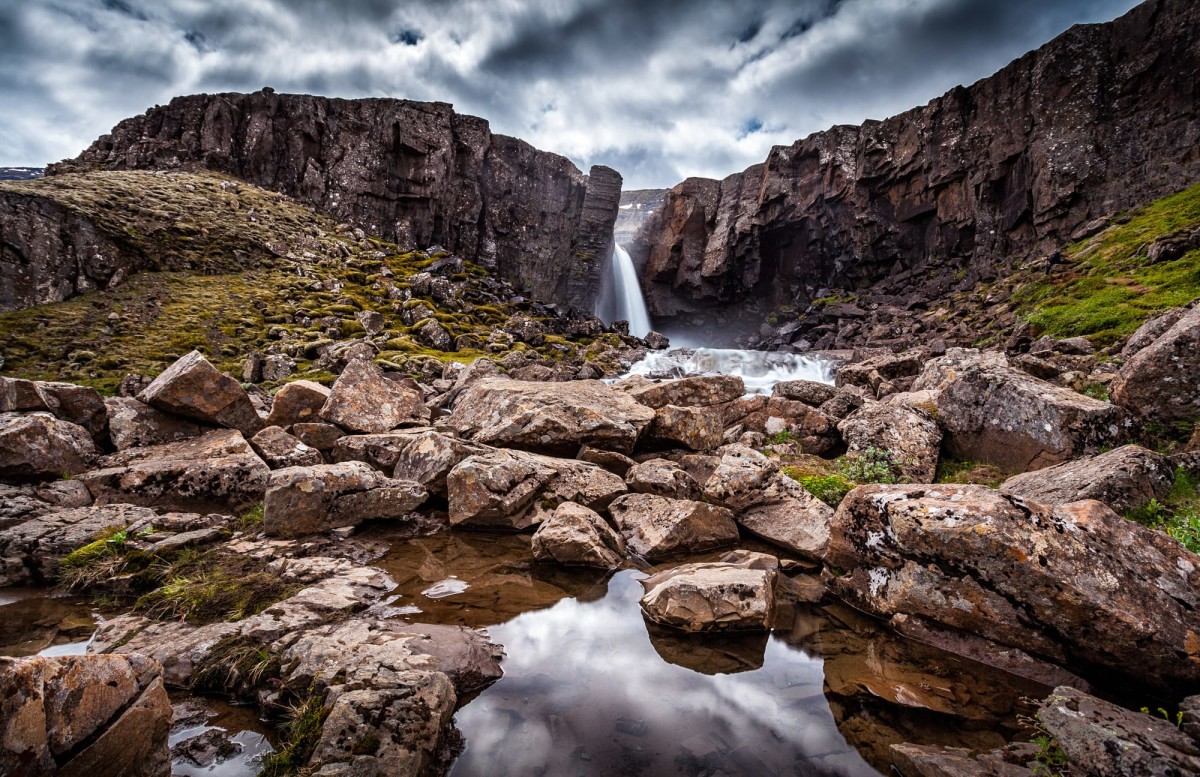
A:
640;555;777;632
137;350;264;436
320;357;430;434
625;375;745;409
263;460;427;536
1001;444;1174;513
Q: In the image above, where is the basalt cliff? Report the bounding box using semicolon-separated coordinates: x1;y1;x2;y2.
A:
41;91;620;314
631;0;1200;345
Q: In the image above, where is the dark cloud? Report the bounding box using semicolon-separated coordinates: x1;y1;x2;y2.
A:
0;0;1142;187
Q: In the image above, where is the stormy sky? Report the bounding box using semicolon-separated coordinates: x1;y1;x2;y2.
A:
1;0;1140;188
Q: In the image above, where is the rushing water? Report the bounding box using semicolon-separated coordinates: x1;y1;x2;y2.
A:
624;347;836;394
597;243;653;338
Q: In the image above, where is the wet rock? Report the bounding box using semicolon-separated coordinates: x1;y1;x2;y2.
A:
933;361;1123;472
531;501;626;569
171;728;242;767
448;378;655;455
640;557;777;632
320;358;430;434
137;350;264;436
447;449;626;531
646;404;724;451
838;402;942;483
644;331;670;350
264;379;331;428
773;379;837;406
0;412;97;479
105;397;205;450
79;429;269;513
1000;444;1174;513
889;742;1037;776
625;458;701;500
262;461;427;536
625;375;745;409
250;425;324;469
824;484;1200;692
0;503;158;585
608;493;738;560
0;653;172;777
1111;304;1200;424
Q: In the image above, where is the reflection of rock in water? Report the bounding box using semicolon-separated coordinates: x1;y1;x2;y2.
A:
781;601;1048;772
645;621;768;675
0;591;95;657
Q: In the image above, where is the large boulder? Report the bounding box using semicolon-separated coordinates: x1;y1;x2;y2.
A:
137;350;264;436
608;493;738;560
36;382;108;439
625;375;745;409
447;449;626;531
320;357;430;434
639;552;777;632
105;397;205;450
78;429;269;513
0;653;172;777
264;379;331;428
727;397;839;454
531;501;626;569
1111;304;1200;424
263;461;427;536
249;425;324;469
772;379;837;406
447;378;655;455
330;429;493;495
625;458;701;500
838;402;942;483
0;412;97;479
932;362;1124;472
824;484;1200;692
644;404;724;451
1000;444;1174;513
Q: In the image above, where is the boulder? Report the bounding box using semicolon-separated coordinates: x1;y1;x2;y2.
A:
836;352;923;397
447;378;655;455
249;425;324;469
639;555;777;632
772;379;837;406
838;402;942;483
389;430;493;497
105;397;205;450
933;362;1124;472
264;380;331;428
137;350;264;436
824;484;1200;691
625;375;745;409
320;357;430;433
608;493;738;560
645;404;724;451
447;449;626;531
0;412;97;479
731;397;839;454
531;501;626;569
292;422;345;452
911;348;1008;392
36;382;108;439
1111;304;1200;424
78;429;269;513
261;353;296;382
625;458;701;500
1120;307;1187;360
1000;444;1174;513
262;461;427;536
577;445;638;477
0;376;50;412
0;654;172;777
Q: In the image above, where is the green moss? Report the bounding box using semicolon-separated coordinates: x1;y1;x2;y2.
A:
259;694;331;777
935;458;1009;488
134;562;299;624
784;469;853;507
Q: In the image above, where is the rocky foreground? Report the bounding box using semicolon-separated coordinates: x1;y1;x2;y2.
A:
3;303;1200;776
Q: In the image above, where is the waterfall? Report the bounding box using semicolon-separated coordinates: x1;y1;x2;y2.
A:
597;243;652;338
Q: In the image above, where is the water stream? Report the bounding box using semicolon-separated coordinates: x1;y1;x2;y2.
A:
624;347;835;394
597;243;653;338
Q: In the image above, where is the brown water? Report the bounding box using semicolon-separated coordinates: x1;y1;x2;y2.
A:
0;587;97;656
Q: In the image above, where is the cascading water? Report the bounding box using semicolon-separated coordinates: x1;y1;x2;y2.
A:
623;347;835;394
597;243;652;338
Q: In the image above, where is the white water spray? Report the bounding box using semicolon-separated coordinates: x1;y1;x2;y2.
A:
623;347;835;394
599;243;652;338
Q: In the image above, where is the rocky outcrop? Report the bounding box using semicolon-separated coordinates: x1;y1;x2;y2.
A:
54;90;622;312
262;461;427;536
630;0;1200;336
1000;444;1174;513
639;552;778;632
1111;303;1200;425
0;412;97;480
0;653;172;777
824;484;1200;692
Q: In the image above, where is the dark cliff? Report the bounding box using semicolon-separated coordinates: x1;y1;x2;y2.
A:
631;0;1200;340
51;91;621;313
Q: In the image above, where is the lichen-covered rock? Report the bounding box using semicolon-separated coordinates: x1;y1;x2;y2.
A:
625;458;701;500
250;425;324;469
137;350;264;436
824;484;1200;691
105;397;205;450
639;554;777;632
773;380;837;406
262;461;427;536
320;358;429;434
531;501;626;569
838;402;942;483
645;404;724;451
448;377;655;455
78;429;269;513
0;503;158;585
1000;444;1174;513
1111;304;1200;425
292;422;344;452
0;411;97;480
447;449;626;531
0;653;172;777
625;376;745;409
264;379;332;428
728;397;839;454
608;493;738;560
36;381;108;439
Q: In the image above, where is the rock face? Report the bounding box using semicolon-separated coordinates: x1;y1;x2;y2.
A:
105;397;205;450
53;90;622;312
531;501;626;569
1000;444;1174;513
0;653;172;777
640;555;777;632
1111;304;1200;425
137;350;264;436
628;0;1200;332
263;461;427;536
608;493;738;560
448;378;655;455
824;484;1200;692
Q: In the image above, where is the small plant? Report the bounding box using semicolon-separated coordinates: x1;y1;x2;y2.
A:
237;503;265;532
1140;706;1184;728
259;693;331;777
787;471;853;507
765;429;796;445
1125;498;1169;526
1031;732;1069;776
1081;383;1110;402
839;447;902;484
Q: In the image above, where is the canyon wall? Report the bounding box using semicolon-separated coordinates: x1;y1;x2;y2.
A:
52;91;621;313
631;0;1200;333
